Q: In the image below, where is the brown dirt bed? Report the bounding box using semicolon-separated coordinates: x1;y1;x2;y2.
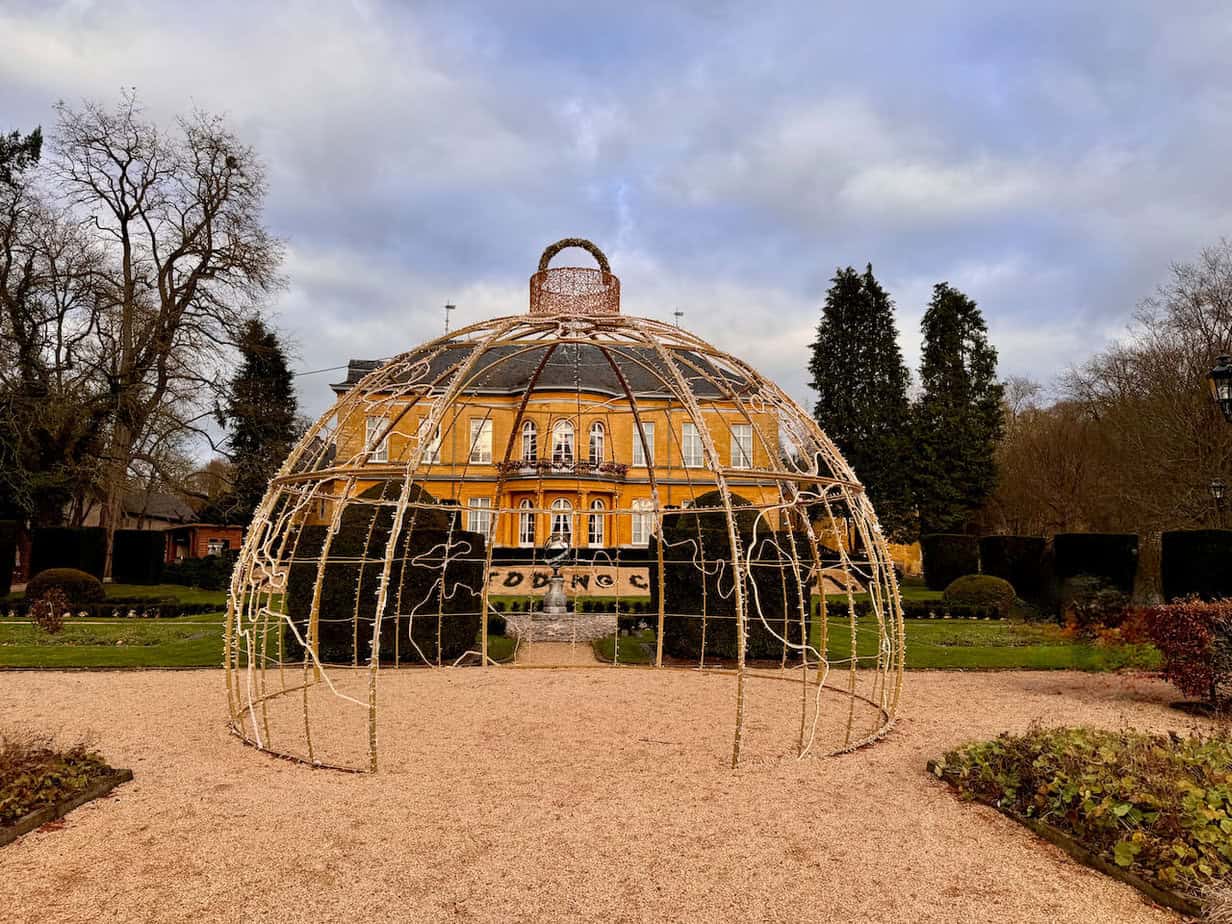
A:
0;669;1213;923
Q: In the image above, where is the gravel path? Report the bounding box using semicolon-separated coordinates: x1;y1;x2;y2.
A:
0;669;1209;923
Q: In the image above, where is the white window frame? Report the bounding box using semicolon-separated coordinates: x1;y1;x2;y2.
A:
417;416;441;463
521;420;538;462
681;422;704;467
731;423;753;467
467;497;493;538
469;418;493;464
588;499;605;547
632;421;654;467
206;538;230;556
550;498;573;544
518;499;536;548
631;498;655;547
588;421;605;463
366;416;389;463
551;420;575;465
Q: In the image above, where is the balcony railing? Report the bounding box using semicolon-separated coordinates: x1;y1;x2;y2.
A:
495;459;629;480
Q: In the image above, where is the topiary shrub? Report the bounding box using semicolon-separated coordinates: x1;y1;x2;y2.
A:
920;534;979;591
1144;598;1232;708
29;527;107;579
943;574;1016;617
652;526;808;662
25;568;104;606
1053;533;1138;595
282;483;482;665
979;536;1047;604
1060;575;1131;635
486;612;507;637
111;530;166;585
664;489;759;535
163;552;236;591
1161;530;1232;601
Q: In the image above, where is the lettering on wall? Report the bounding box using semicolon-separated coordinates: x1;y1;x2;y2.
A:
487;566;650;597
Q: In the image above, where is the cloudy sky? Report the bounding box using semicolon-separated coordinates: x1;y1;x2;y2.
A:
4;0;1232;418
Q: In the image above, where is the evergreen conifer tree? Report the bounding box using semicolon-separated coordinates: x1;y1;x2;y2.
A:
808;265;915;541
913;283;1004;534
218;319;298;524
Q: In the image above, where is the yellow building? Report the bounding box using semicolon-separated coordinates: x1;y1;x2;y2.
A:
328;342;782;553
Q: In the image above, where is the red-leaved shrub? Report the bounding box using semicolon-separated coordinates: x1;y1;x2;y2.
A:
1143;597;1232;706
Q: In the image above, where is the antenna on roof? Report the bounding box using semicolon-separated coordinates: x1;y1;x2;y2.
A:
673;309;684;327
444;303;456;335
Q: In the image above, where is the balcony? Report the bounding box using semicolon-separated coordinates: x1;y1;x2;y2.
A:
495;459;628;481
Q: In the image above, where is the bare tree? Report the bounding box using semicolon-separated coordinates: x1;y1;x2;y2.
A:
51;91;283;574
0;128;109;526
1061;241;1232;533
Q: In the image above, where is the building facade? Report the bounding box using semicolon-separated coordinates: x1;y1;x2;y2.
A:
327;342;782;552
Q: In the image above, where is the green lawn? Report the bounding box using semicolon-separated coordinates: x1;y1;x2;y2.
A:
592;629;657;664
590;617;1161;672
5;582;229;608
1;573;1158;673
0;612;226;667
814;616;1160;671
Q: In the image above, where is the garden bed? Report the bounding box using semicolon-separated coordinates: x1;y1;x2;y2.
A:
929;726;1229;918
1;733;132;846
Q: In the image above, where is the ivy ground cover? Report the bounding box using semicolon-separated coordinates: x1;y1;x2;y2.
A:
933;726;1232;896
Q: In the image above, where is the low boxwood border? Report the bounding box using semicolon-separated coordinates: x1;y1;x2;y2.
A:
0;768;133;847
927;759;1203;918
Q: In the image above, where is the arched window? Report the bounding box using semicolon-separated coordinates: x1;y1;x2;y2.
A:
550;498;573;544
588;499;605;547
588;421;605;463
631;498;655;547
521;420;538;462
551;420;574;465
518;499;535;547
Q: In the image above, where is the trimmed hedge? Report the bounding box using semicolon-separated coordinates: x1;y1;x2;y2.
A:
979;536;1048;604
1053;533;1138;595
650;525;809;661
163;552;237;591
825;600;1003;620
3;599;217;618
30;527;106;579
25;568;105;606
282;486;483;665
920;534;980;591
111;530;165;585
1160;529;1232;601
0;520;16;597
943;574;1016;617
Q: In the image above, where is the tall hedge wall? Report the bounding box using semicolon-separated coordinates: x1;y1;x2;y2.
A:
979;536;1047;602
1160;530;1232;601
649;515;809;662
1052;533;1138;595
920;534;980;591
283;485;481;665
30;527;106;579
0;521;17;597
112;530;165;585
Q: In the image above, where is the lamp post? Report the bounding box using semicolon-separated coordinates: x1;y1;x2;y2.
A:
1209;354;1232;422
1212;478;1227;528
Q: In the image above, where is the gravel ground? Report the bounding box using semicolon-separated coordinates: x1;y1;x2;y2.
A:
0;668;1210;924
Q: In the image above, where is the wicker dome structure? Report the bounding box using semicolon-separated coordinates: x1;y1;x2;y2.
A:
225;238;905;771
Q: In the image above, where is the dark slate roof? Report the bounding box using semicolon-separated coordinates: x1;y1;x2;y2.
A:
123;491;196;523
330;343;751;399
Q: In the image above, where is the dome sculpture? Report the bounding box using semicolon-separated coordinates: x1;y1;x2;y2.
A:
224;238;905;771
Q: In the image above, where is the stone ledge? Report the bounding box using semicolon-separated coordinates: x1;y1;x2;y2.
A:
506;612;617;643
1;769;134;848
